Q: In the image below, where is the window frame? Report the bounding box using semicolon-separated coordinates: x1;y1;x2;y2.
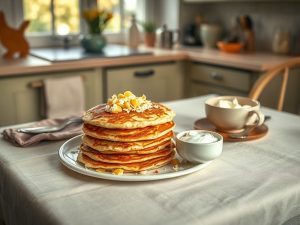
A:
9;0;146;48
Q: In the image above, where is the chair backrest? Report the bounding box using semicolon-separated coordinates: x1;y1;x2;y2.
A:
249;57;300;111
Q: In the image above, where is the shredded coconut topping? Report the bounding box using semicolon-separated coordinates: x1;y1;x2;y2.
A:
105;91;153;113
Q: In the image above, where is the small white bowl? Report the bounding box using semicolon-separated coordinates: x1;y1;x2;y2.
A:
176;130;223;163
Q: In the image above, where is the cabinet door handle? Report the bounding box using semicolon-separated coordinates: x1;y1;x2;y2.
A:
134;70;155;78
210;71;224;81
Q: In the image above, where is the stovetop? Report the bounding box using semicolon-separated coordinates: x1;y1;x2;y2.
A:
30;45;152;62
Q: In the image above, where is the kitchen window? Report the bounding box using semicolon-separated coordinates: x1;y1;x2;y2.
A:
9;0;145;47
23;0;80;35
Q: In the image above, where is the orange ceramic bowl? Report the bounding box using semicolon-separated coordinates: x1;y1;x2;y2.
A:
217;42;244;53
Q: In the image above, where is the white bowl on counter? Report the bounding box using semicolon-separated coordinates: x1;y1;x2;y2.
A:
176;130;223;163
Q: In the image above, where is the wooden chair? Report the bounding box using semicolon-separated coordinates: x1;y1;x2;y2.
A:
249;57;300;112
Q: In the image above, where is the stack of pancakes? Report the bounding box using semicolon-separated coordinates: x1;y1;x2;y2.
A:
77;94;176;174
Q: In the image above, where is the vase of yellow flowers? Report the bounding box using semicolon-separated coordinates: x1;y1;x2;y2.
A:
81;8;113;53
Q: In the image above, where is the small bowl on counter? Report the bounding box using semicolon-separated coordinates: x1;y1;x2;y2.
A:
217;41;244;53
175;130;223;163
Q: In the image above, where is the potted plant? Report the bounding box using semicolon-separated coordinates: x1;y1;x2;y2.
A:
81;8;113;52
141;21;156;47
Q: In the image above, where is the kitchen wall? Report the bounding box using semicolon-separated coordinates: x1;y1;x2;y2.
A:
0;1;15;26
147;0;180;31
0;1;14;54
180;1;300;55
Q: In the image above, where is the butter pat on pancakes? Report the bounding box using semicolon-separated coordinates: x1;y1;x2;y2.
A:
105;91;154;113
78;91;176;174
217;97;251;109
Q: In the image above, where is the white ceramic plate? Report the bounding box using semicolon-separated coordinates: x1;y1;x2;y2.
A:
58;135;211;181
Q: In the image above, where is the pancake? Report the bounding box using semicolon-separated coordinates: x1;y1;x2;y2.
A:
99;141;172;154
80;144;173;164
77;150;175;172
78;91;177;174
82;103;175;129
81;140;172;155
82;121;174;142
82;132;173;152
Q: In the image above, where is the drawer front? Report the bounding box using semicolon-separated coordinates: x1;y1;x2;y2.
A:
189;63;251;92
106;63;183;102
0;69;102;126
188;83;247;98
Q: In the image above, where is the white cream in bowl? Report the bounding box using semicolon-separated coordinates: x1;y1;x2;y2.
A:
180;130;218;144
176;130;223;163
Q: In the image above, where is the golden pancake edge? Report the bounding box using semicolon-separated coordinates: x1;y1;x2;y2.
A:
82;103;175;129
80;144;174;164
78;150;175;172
82;133;173;154
82;121;175;142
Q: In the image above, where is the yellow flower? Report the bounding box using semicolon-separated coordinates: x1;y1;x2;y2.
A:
83;8;100;21
82;7;113;34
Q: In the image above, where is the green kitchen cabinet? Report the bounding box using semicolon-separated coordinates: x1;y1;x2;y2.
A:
104;61;185;102
0;69;103;126
186;61;300;114
186;61;256;97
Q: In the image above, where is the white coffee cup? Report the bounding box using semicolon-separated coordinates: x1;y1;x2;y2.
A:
205;96;265;132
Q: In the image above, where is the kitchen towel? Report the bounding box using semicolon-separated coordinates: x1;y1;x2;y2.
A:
2;117;82;147
44;76;85;119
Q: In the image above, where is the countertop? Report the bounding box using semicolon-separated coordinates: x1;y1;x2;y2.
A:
0;46;295;77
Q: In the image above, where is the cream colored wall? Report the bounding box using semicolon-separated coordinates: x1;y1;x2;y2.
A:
0;1;14;54
146;0;180;30
180;1;300;54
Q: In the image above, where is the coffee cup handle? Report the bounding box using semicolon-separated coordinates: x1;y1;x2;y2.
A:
246;110;265;127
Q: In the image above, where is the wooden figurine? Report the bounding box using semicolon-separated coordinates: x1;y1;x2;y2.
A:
0;11;30;59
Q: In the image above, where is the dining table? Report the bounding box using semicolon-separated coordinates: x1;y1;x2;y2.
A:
0;95;299;225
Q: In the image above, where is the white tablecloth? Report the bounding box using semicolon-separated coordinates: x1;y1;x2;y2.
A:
0;95;300;225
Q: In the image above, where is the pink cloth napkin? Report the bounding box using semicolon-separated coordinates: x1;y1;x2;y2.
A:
2;118;82;147
44;76;85;119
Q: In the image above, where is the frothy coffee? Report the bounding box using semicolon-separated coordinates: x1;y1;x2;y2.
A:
217;98;251;109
